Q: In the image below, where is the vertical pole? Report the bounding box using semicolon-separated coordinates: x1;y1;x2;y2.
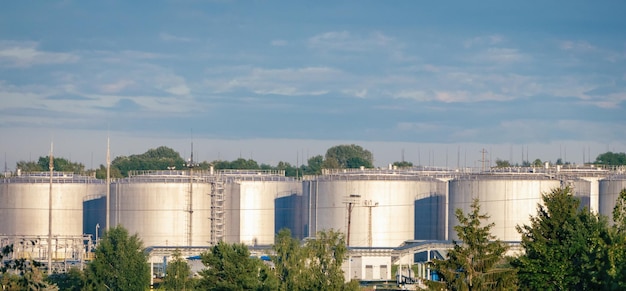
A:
347;202;354;247
106;136;110;231
48;142;54;273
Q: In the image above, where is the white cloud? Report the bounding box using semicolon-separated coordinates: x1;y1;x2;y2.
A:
159;32;194;42
474;48;528;64
204;66;345;96
560;40;596;52
307;30;397;53
100;80;135;94
0;41;79;67
463;35;504;48
271;39;288;46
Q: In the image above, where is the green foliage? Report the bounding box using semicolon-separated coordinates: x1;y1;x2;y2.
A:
393;161;413;168
15;160;42;172
305;229;355;290
272;229;308;291
111;146;185;177
607;188;626;290
494;159;511;168
303;155;324;175
595;151;626;165
86;225;150;290
324;144;374;169
0;245;57;290
532;159;543;167
513;187;611;290
16;156;85;173
198;241;278;291
94;164;123;179
271;228;358;291
47;268;86;291
428;199;516;291
212;158;260;170
163;249;193;291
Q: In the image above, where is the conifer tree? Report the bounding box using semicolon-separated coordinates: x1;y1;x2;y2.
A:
429;199;516;290
513;187;611;290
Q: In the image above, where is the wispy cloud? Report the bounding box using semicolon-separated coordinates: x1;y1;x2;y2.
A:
270;39;288;46
159;32;194;42
0;41;79;67
308;31;397;53
464;35;504;48
203;66;344;96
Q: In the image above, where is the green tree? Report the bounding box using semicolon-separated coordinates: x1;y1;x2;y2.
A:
272;229;358;291
198;241;278;291
532;158;543;167
393;161;414;168
428;199;516;291
273;229;306;291
47;268;86;291
304;155;324;175
595;151;626;166
494;159;511;168
86;225;150;290
111;146;186;177
15;160;43;172
163;249;193;291
94;164;123;179
304;229;357;291
513;187;611;290
0;244;57;290
607;188;626;289
324;144;374;169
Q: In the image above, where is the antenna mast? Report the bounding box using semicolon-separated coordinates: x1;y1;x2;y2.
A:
106;136;111;231
48;142;54;274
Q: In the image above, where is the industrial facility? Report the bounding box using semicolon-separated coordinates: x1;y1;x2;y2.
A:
1;163;625;283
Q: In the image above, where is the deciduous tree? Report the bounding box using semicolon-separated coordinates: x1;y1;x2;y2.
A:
163;249;193;291
85;225;150;290
198;241;278;291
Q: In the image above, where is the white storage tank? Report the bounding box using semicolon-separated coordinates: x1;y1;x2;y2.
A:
448;174;561;242
0;172;105;259
111;171;213;247
222;171;301;246
599;175;626;225
306;170;446;248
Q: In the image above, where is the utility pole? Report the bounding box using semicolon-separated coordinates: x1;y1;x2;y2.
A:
344;194;361;247
48;142;54;274
480;148;488;172
186;142;196;246
106;136;110;231
363;200;378;247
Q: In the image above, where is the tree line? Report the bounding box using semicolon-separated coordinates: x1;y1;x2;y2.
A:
428;187;626;290
11;145;626;179
11;144;376;179
1;227;359;290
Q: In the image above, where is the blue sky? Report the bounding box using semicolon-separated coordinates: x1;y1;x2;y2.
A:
1;1;625;169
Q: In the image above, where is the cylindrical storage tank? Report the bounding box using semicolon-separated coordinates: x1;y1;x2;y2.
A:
223;174;301;246
448;174;561;242
275;193;306;240
599;175;626;226
111;172;213;247
83;195;106;242
0;173;105;259
566;179;591;210
308;173;445;247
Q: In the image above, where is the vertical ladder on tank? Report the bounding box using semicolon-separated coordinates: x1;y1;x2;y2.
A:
210;176;225;245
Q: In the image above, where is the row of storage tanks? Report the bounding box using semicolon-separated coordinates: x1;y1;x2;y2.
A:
1;168;626;258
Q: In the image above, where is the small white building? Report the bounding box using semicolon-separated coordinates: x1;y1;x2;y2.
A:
343;248;394;281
